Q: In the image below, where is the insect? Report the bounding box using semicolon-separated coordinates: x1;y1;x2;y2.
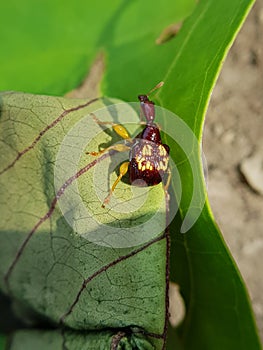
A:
87;82;171;207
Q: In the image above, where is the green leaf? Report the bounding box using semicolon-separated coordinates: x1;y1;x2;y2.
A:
123;0;260;349
0;93;168;349
0;334;7;350
0;0;115;95
103;0;261;349
0;0;195;95
157;1;261;349
8;329;158;350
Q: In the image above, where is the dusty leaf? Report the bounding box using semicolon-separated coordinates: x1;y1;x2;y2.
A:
0;92;169;349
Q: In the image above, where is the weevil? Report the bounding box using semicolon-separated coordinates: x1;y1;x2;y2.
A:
87;82;171;207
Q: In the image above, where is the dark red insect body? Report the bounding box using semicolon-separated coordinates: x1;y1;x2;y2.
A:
129;95;170;186
87;83;170;207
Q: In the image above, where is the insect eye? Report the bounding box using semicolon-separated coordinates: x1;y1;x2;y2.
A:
138;94;148;102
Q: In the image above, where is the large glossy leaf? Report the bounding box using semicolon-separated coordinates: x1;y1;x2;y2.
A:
8;329;157;350
156;1;261;349
103;0;261;349
0;0;195;95
0;93;168;349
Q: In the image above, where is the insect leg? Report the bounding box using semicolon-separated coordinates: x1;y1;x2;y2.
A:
91;113;132;141
86;143;130;156
87;113;132;156
162;167;171;214
163;167;171;192
102;161;129;208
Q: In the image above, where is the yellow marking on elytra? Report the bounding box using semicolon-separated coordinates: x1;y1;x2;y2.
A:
136;155;146;162
157;157;169;171
146;161;151;169
159;145;166;156
163;157;168;168
158;161;164;170
141;165;146;171
142;144;153;156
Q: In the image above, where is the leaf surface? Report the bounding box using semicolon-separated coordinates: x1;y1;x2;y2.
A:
8;329;158;350
0;93;168;349
103;0;261;349
0;0;195;95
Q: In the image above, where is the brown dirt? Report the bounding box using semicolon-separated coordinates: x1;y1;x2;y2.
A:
203;0;263;341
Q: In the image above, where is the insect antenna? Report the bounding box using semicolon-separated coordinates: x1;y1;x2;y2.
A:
147;81;164;97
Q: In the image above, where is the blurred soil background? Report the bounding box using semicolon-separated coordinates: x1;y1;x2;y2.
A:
203;0;263;341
